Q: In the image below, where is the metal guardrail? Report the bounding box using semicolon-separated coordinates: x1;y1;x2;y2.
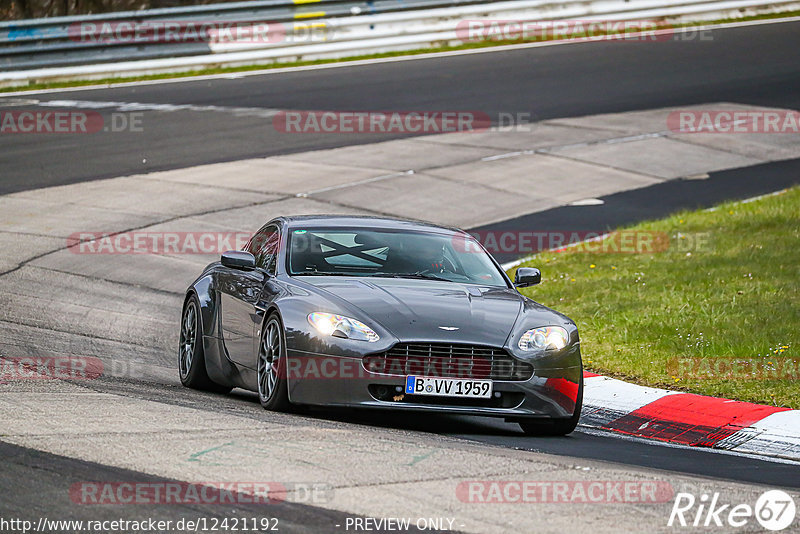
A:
0;0;508;70
1;0;798;85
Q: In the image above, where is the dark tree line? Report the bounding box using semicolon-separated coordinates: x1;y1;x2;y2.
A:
1;0;243;20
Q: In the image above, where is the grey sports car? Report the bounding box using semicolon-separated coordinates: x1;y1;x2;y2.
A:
179;215;583;435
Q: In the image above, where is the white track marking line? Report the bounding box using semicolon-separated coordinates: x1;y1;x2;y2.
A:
569;198;605;206
35;99;283;118
704;188;788;211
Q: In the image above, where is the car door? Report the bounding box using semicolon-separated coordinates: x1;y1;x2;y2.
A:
219;224;280;368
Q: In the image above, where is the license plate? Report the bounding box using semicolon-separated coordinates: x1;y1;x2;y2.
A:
405;376;492;398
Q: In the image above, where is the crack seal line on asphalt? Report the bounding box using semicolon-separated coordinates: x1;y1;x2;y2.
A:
0;317;163;350
0;181;404;280
302;170;414;195
0;195;296;277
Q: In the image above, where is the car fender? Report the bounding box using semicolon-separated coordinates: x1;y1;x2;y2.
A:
187;265;249;390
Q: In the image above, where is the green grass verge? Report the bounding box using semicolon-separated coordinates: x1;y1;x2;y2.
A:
2;10;799;94
510;187;800;408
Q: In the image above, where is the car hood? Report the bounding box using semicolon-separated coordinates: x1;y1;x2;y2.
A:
302;277;525;346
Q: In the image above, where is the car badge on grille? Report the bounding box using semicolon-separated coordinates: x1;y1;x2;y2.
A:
438;326;459;331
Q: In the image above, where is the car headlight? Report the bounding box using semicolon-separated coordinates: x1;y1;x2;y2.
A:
308;312;379;342
518;326;569;351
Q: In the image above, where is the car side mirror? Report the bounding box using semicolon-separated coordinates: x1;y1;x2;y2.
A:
514;267;541;288
221;251;256;270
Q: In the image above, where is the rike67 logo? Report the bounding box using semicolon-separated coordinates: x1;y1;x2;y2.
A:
669;490;796;531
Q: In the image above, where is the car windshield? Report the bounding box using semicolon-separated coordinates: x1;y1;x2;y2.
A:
287;227;508;287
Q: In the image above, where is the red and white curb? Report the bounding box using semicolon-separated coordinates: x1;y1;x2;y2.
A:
581;372;800;461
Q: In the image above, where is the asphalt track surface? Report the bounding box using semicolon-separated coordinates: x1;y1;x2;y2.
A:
1;20;799;193
1;440;430;534
478;157;800;264
326;411;800;490
1;18;800;530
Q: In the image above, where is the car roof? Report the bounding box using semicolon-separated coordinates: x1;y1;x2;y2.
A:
278;215;466;235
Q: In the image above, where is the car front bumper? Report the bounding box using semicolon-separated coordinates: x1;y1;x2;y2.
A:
285;344;582;419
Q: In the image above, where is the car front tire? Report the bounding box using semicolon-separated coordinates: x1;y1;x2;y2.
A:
257;313;292;412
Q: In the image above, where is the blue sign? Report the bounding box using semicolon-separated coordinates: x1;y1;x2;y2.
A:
405;376;415;394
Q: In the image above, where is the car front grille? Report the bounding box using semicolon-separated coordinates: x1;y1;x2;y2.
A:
363;343;533;381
